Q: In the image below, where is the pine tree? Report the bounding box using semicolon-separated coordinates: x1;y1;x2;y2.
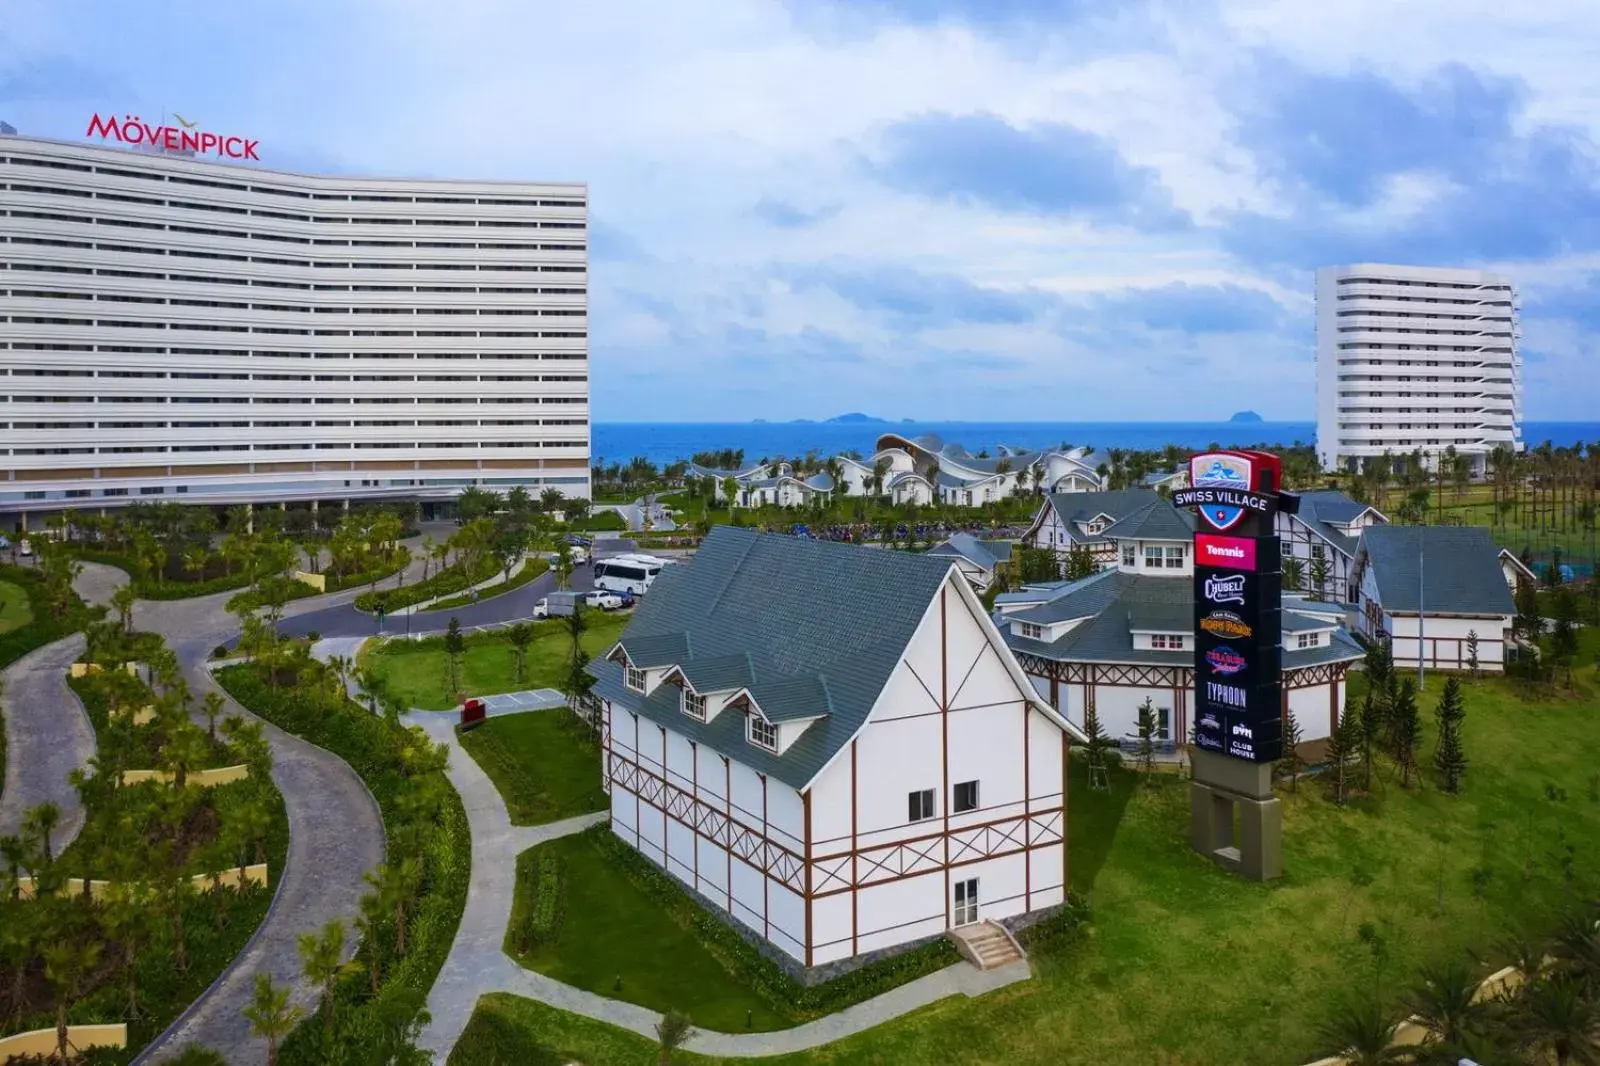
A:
1389;678;1421;788
1082;702;1113;790
1278;710;1305;793
1513;578;1544;644
1325;702;1360;806
1433;677;1468;794
1134;697;1158;784
1465;629;1480;678
1358;688;1380;794
1550;588;1580;685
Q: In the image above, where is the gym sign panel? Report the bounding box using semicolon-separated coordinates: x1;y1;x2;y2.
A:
1173;450;1298;764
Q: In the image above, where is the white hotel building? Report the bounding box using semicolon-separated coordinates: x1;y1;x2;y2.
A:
0;125;589;529
1315;263;1522;476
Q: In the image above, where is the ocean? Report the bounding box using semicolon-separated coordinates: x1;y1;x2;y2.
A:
591;421;1600;468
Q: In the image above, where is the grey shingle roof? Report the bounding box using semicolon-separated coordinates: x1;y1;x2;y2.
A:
928;533;1012;569
1013;569;1122;624
1358;525;1515;616
1040;488;1163;542
1292;490;1382;559
592;526;957;789
1002;570;1364;669
1100;500;1195;543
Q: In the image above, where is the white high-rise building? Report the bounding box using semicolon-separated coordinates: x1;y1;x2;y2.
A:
1315;264;1522;476
0;125;589;530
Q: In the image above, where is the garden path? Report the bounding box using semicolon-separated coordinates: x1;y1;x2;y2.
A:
0;633;91;857
401;709;1031;1061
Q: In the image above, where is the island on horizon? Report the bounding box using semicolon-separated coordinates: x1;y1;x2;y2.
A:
1229;410;1264;424
823;412;888;424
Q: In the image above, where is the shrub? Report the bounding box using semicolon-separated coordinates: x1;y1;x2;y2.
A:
353;555;498;614
0;563;88;670
512;850;566;955
212;644;231;660
1016;893;1092;956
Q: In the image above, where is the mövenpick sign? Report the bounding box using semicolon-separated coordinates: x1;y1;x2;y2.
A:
86;113;260;161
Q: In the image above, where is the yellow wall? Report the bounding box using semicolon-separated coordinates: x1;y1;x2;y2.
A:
0;1024;126;1060
294;570;326;592
119;764;249;788
18;863;269;901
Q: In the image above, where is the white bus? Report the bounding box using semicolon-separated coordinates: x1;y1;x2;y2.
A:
592;553;671;596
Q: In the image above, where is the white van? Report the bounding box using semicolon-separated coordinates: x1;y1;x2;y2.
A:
592;553;669;596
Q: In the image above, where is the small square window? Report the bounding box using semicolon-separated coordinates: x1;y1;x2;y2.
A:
1143;546;1163;568
1164;546;1184;568
624;665;645;692
908;788;936;822
953;780;979;814
1122;544;1136;567
683;691;706;720
748;716;777;751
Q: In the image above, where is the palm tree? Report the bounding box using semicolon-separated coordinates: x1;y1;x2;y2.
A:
354;889;387;995
243;973;304;1066
299;919;358;1033
43;938;102;1062
111;582;136;634
656;1009;696;1065
183;546;208;583
1316;999;1405;1065
1512;976;1600;1065
22;801;61;865
1409;958;1484;1048
102;881;156;1018
507;622;534;685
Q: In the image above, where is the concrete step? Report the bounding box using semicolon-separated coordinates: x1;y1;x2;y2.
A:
947;920;1026;971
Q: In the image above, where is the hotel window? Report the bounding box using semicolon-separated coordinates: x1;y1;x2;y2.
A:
683;691;706;721
624;665;645;692
1165;546;1185;569
953;780;979;814
908;788;936;823
1297;633;1321;649
1144;546;1164;568
748;715;778;752
1122;544;1137;567
1152;634;1184;650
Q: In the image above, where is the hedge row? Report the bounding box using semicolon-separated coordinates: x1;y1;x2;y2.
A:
67;547;258;600
353;555;498;614
216;662;470;1065
0;563;87;671
583;826;962;1020
510;848;566;956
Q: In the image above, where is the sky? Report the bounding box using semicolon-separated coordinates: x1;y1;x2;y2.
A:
3;0;1598;423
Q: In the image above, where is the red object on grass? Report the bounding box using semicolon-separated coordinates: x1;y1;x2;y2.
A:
460;698;486;729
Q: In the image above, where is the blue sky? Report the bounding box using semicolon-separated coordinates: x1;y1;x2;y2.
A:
3;0;1598;422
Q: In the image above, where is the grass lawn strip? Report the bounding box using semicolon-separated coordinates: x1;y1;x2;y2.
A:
365;611;629;710
455;712;607;826
0;579;31;634
506;825;964;1034
454;667;1600;1065
425;558;549;612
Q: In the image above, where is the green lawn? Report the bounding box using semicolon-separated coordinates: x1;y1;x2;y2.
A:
364;610;630;710
453;667;1600;1065
508;830;793;1033
0;579;29;634
456;712;607;825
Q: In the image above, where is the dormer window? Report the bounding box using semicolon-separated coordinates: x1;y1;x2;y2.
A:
1017;622;1043;640
625;665;646;692
683;690;706;720
748;716;778;752
1297;632;1322;649
1152;634;1184;650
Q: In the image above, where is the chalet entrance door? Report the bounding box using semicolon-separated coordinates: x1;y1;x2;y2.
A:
954;878;979;926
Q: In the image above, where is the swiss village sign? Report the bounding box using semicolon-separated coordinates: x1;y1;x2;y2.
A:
1175;451;1297;763
1174;450;1299;882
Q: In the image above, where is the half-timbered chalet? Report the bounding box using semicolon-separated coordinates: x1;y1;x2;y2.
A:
1001;500;1363;747
1353;525;1516;672
1275;490;1387;603
1020;488;1166;567
590;526;1083;978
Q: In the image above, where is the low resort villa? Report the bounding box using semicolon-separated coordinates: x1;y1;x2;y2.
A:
589;525;1085;978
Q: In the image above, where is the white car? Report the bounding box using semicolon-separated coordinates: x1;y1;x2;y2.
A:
549;546;589;566
583;590;623;611
18;539;31;557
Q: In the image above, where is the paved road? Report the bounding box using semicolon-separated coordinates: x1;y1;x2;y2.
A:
78;573;389;1065
278;538;636;640
0;633;92;857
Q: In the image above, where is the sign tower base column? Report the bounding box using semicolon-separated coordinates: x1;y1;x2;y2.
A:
1188;749;1281;881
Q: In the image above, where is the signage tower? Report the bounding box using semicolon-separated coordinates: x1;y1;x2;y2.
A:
1172;451;1298;881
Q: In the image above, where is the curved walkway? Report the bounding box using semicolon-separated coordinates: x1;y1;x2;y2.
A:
65;570;390;1065
0;633;92;857
403;710;1030;1060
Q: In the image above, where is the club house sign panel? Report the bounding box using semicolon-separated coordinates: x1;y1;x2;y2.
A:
1176;450;1291;764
